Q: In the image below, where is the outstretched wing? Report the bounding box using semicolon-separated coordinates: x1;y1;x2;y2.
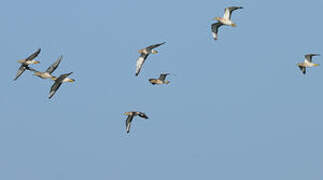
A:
224;6;243;20
49;81;63;99
211;22;223;40
126;115;134;134
135;53;149;76
298;65;306;74
146;42;166;50
138;112;148;119
14;65;26;80
48;72;73;99
46;55;63;73
26;48;41;61
26;67;38;72
305;54;320;63
158;73;169;81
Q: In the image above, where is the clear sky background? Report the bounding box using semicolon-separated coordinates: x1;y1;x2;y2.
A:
0;0;322;179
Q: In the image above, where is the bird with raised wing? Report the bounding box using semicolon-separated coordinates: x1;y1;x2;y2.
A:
14;48;41;80
48;72;75;99
136;42;166;76
124;111;149;134
297;54;320;74
213;6;243;27
149;73;170;85
32;55;63;80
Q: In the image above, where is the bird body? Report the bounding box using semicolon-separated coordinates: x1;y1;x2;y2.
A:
48;72;75;99
213;6;243;26
124;111;148;134
149;73;170;85
215;17;236;27
33;55;63;80
211;6;243;40
297;54;320;74
135;42;166;76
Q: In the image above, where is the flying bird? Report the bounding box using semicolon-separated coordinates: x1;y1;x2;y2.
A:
213;6;243;27
124;111;149;134
211;22;224;40
149;73;170;85
14;48;41;80
297;54;320;74
48;72;75;99
32;55;63;80
136;42;166;76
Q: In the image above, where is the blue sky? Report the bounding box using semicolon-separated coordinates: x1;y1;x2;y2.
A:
0;0;323;179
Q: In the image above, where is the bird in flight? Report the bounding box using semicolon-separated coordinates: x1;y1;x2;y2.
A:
124;111;149;134
48;72;75;99
14;48;41;80
149;73;170;85
135;42;166;76
297;54;320;74
30;55;63;80
211;6;243;40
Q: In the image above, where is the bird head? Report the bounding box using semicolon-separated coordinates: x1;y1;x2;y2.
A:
32;60;40;64
67;78;75;82
213;17;221;21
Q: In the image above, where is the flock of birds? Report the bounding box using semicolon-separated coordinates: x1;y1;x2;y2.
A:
14;48;75;99
14;6;320;133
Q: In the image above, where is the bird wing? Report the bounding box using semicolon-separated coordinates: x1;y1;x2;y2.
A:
25;48;41;61
224;6;243;20
49;81;63;99
26;67;38;72
126;115;134;134
158;73;169;81
298;66;306;74
146;42;166;50
135;53;149;76
48;72;73;99
14;65;26;80
305;54;320;63
46;55;63;73
211;22;223;40
138;112;148;119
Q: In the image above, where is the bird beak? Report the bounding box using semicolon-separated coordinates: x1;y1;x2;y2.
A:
33;61;40;64
212;17;219;21
314;64;320;67
68;78;75;82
